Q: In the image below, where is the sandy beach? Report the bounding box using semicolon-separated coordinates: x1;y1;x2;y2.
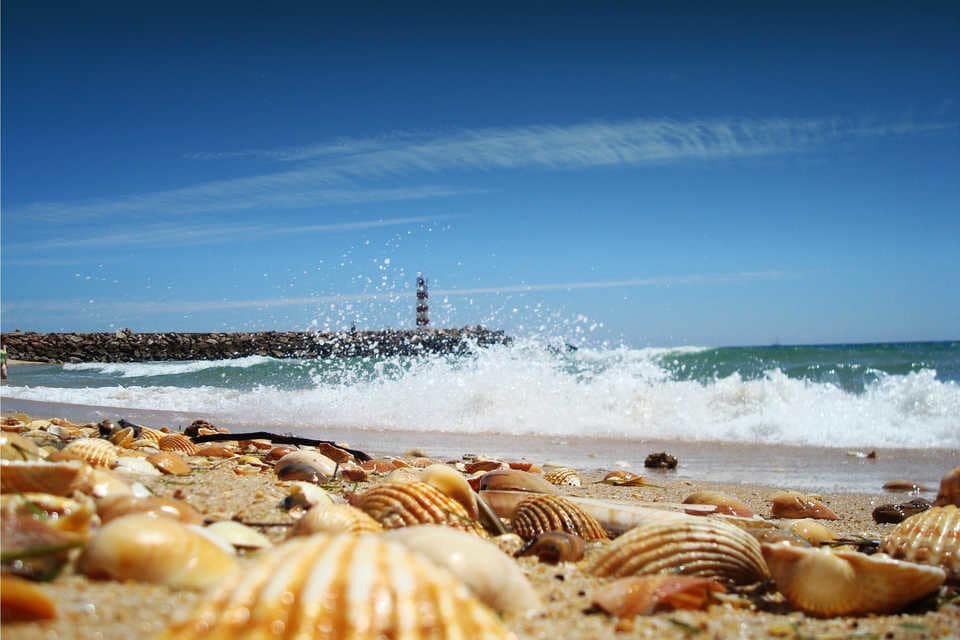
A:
2;404;958;639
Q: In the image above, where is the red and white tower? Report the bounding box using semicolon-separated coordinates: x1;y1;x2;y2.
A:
416;274;430;327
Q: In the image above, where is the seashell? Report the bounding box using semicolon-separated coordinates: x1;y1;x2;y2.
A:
517;531;585;563
492;532;526;556
158;433;200;456
1;575;58;621
544;467;582;487
788;519;838;545
511;494;608;542
1;510;85;579
128;437;160;452
385;524;541;615
114;455;163;476
96;494;204;525
339;463;368;482
360;458;401;473
479;468;558;494
872;497;932;524
1;432;43;461
266;445;299;461
419;463;479;518
464;459;506;473
274;450;337;483
935;466;960;507
879;504;960;582
771;491;838;520
385;466;423;484
288;503;384;537
147;451;191;475
78;514;237;590
683;490;754;517
600;470;653;487
138;426;166;443
53;437;118;468
281;482;338;513
86;467;135;497
0;459;93;495
883;478;934;493
47;424;86;440
563;495;691;536
591;575;726;618
2;492;98;536
109;426;136;448
586;516;769;585
195;444;236;458
352;480;487;536
761;542;945;616
205;521;273;550
156;533;515;640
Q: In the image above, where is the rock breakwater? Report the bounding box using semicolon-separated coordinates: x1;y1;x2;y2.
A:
0;327;510;363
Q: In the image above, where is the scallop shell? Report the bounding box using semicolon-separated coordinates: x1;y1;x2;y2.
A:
591;575;726;618
156;533;516;640
274;450;338;483
158;433;200;456
771;491;838;520
385;525;542;615
0;575;58;621
78;513;237;590
683;490;754;517
96;494;204;525
935;466;960;507
0;460;93;496
879;504;960;583
517;531;586;563
288;503;384;537
352;480;487;536
138;426;166;443
544;467;582;487
55;438;118;468
147;451;191;475
511;494;608;542
761;542;945;617
586;516;769;585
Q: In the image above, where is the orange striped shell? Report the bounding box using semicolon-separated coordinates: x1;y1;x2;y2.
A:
57;438;118;468
511;494;608;542
880;505;960;583
158;434;199;456
287;504;384;538
353;481;486;536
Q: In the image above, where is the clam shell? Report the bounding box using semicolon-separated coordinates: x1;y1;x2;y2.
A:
158;433;199;456
205;520;273;550
0;575;58;621
935;466;960;507
771;491;838;520
96;494;204;525
288;503;384;537
544;467;582;487
761;542;945;616
385;524;542;615
511;494;608;542
879;504;960;582
78;513;237;590
683;490;754;517
0;460;93;495
517;531;586;564
156;533;516;640
591;575;726;617
586;517;769;585
274;450;337;483
352;480;487;536
55;438;118;468
147;451;191;475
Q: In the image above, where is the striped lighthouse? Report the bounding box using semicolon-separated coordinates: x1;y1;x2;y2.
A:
416;274;430;327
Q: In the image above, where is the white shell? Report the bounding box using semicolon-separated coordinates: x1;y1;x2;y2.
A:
113;456;162;476
880;504;960;582
205;521;273;550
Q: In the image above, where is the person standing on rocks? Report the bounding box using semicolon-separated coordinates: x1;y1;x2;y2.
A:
1;342;7;381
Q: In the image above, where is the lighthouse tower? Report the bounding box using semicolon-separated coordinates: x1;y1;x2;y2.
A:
416;274;430;327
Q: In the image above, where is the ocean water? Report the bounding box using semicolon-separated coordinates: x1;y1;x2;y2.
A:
2;339;958;450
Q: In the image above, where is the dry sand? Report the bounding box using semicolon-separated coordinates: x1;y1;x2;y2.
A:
2;409;958;639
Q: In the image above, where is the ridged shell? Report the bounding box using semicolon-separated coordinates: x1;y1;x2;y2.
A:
511;494;608;542
156;533;516;640
418;463;479;518
591;575;726;617
96;494;204;525
544;467;582;487
586;517;769;585
158;433;199;456
879;504;960;582
57;438;118;468
0;460;93;496
288;504;384;537
385;525;542;615
138;426;166;443
761;542;945;617
78;513;236;590
771;492;838;520
683;490;754;517
274;450;338;483
935;466;960;507
353;481;487;536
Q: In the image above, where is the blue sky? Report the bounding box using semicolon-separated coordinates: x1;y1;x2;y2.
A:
2;1;958;347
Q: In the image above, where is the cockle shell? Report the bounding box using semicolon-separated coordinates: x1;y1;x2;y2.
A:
879;504;960;582
0;460;93;496
274;450;338;483
78;513;237;590
511;494;608;542
544;467;582;487
935;466;960;507
147;451;191;475
54;437;118;468
586;516;769;585
0;575;57;621
96;494;204;525
591;575;726;618
517;531;586;563
771;491;839;520
138;426;166;443
352;481;487;536
385;525;542;615
288;504;384;537
683;490;754;517
156;533;516;640
761;542;945;617
158;433;200;456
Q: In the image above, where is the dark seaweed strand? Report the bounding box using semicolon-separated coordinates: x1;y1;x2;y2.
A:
190;431;371;461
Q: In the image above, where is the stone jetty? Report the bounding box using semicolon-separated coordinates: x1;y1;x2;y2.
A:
0;327;511;363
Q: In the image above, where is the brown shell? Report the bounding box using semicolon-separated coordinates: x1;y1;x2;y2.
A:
479;469;558;494
543;467;582;487
683;490;754;517
517;531;586;563
0;575;58;621
0;460;93;496
600;470;651;487
935;466;960;507
879;504;960;583
109;427;135;448
96;494;204;525
771;492;838;520
156;533;514;640
591;575;726;618
586;517;769;585
195;444;237;458
288;504;384;538
55;438;118;468
352;480;486;536
511;494;608;542
158;433;200;456
762;542;945;617
147;451;191;475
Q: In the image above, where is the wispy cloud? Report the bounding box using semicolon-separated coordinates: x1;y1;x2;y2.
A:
0;271;786;314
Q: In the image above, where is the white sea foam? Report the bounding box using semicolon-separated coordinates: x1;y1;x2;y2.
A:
4;344;958;448
62;355;273;378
